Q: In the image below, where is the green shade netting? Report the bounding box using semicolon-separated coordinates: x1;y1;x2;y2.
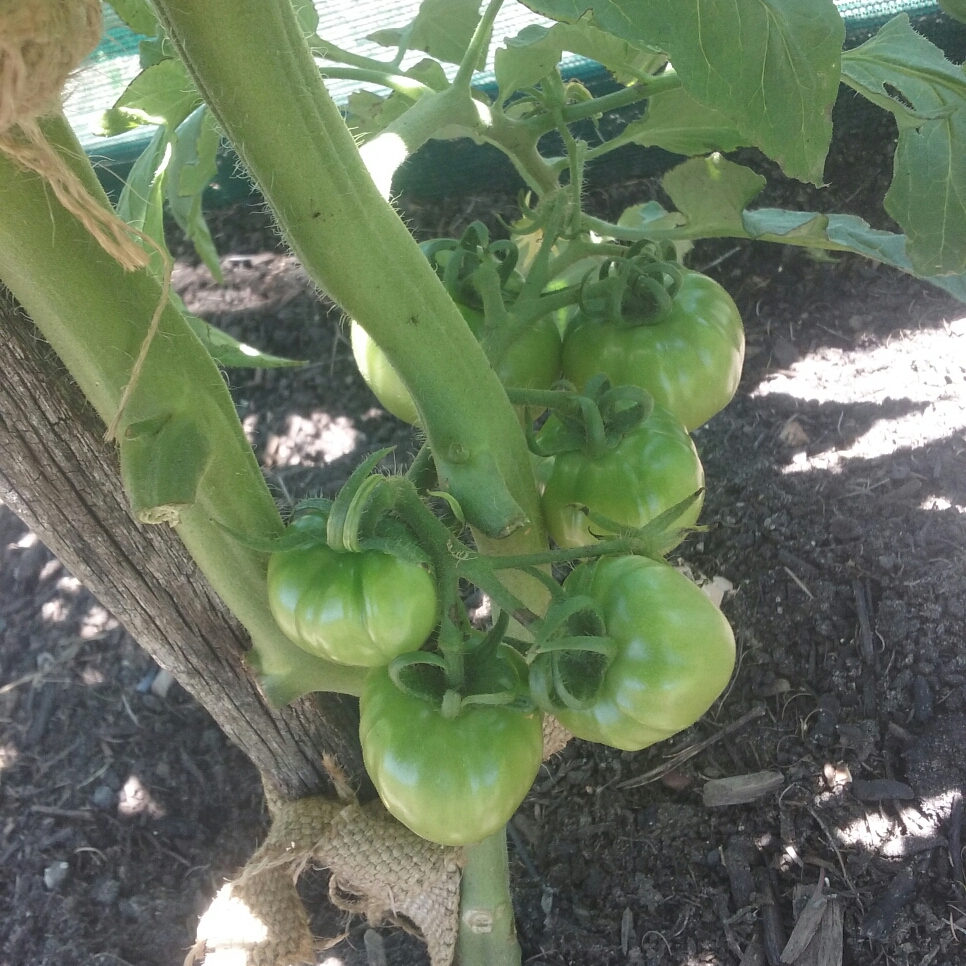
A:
65;1;953;198
69;1;943;151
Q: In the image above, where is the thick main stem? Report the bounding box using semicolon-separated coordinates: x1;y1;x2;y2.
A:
457;830;522;966
154;0;545;548
0;119;366;704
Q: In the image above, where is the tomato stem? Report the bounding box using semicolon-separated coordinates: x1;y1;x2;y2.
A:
457;829;522;966
154;0;543;544
0;117;368;701
472;536;641;572
452;0;505;93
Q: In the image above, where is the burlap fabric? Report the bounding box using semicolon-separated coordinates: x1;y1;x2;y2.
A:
189;720;574;966
186;795;463;966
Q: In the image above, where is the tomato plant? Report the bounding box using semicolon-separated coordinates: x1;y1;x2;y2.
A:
562;270;745;431
551;555;735;751
5;0;966;962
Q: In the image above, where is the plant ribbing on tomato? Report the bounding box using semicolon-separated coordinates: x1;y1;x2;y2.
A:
552;555;735;751
267;512;438;668
562;255;744;431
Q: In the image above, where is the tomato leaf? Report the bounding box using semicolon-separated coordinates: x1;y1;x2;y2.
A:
661;155;767;238
368;0;486;69
99;58;201;135
622;87;749;156
742;209;966;303
614;157;966;302
166;106;223;282
106;0;158;36
291;0;320;36
494;18;664;104
182;312;304;369
841;15;966;275
517;0;843;185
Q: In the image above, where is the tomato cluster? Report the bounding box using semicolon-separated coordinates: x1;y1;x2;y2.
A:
266;236;743;846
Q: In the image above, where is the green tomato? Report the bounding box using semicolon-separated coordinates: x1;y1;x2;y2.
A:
350;320;420;425
267;519;438;667
350;303;561;426
360;665;544;845
555;555;735;751
562;270;744;431
539;405;704;549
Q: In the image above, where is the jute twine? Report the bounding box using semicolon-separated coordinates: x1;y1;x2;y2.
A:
188;724;574;966
0;0;171;443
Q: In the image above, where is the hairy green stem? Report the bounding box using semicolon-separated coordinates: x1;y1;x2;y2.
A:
546;238;626;281
388;480;467;687
523;70;682;136
0;117;367;702
453;0;505;92
153;0;544;548
308;34;394;73
318;66;433;98
484;107;560;196
466;535;640;573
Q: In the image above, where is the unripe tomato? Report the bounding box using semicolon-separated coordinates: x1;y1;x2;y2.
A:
360;665;544;845
562;270;744;430
267;518;438;667
351;304;561;426
555;556;735;751
539;404;704;549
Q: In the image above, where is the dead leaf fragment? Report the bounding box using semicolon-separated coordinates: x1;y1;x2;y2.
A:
780;418;810;447
702;770;784;807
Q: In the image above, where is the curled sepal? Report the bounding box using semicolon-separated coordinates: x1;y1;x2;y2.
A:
576;250;684;328
356;516;433;569
292;497;334;516
212;506;328;555
584;488;706;559
521;376;654;460
526;589;615;714
529;640;613;713
461;640;535;714
426;489;466;534
326;447;394;551
532;593;607;650
435;445;527;538
119;412;212;525
387;651;448;707
596;381;654;442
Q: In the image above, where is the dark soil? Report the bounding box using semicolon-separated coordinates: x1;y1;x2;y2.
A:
3;71;966;966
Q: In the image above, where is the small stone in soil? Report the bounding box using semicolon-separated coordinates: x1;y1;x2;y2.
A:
43;860;69;890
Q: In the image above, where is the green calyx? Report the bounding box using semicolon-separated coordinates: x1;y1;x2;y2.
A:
511;374;654;460
578;243;684;328
387;611;534;714
525;587;616;714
